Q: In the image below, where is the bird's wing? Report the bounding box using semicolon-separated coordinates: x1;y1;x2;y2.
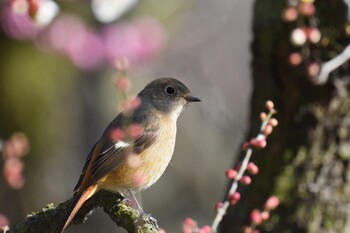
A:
73;127;159;192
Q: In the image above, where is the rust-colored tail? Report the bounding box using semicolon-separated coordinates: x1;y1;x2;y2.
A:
54;186;96;233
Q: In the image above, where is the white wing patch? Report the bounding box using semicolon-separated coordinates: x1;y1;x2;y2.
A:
115;141;130;149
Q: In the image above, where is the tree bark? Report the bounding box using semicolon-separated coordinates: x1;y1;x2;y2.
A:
222;0;350;232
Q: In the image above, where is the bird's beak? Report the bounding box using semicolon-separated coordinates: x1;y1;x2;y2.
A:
184;95;201;102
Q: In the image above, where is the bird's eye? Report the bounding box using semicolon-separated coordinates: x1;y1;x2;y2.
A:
165;86;176;96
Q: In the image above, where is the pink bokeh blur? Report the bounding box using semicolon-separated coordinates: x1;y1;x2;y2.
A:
1;3;168;70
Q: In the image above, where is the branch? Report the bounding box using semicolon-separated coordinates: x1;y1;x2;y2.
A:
4;190;158;233
315;44;350;85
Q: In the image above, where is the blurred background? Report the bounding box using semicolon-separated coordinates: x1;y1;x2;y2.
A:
0;0;253;232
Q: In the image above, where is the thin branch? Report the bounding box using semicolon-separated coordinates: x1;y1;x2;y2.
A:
211;109;276;232
315;44;350;85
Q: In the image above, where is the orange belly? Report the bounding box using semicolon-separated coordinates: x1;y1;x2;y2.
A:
98;121;176;192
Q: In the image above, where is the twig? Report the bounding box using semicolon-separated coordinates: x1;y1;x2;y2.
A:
315;44;350;85
210;109;276;232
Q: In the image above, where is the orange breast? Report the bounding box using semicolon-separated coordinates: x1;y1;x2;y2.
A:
99;118;177;192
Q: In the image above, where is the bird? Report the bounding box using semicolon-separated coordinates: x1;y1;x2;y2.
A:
54;77;201;233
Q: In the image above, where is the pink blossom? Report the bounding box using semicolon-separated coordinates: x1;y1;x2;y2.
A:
225;169;237;179
228;192;241;205
259;112;267;121
298;3;315;16
250;209;262;225
247;162;259;175
265;196;280;211
1;3;41;40
282;7;298;22
0;213;10;228
269;118;278;127
132;171;145;187
114;57;130;72
261;211;270;221
120;97;141;115
265;100;274;111
4;158;25;189
198;225;211;233
215;202;223;212
240;176;252;185
289;52;302;66
102;17;167;65
3;132;30;158
41;15;105;70
241;142;250;150
249;138;267;149
308;62;320;77
115;77;131;92
127;124;143;138
132;17;167;61
109;128;124;142
182;217;196;233
264;124;273;136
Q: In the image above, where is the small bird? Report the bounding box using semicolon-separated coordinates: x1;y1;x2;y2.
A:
54;77;200;233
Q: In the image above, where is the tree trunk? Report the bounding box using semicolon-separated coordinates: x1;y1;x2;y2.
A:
222;0;350;232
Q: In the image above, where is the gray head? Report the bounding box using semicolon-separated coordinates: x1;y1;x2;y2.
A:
138;77;200;118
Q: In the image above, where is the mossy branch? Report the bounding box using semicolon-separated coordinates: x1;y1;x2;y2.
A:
5;190;158;233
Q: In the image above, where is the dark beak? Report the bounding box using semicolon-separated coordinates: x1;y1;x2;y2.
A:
185;95;201;102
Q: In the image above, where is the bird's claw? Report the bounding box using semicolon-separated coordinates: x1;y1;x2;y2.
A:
134;213;159;230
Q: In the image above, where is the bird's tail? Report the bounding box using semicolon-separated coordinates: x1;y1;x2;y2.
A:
54;186;96;233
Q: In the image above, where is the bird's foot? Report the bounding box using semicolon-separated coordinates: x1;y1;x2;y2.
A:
134;212;159;230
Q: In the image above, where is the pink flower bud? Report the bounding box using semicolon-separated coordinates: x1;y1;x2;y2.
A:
157;228;166;233
109;128;124;142
4;158;25;189
264;124;273;136
308;62;320;77
269;118;278;127
265;100;274;111
198;225;211;233
282;7;298;22
127;124;143;138
120;97;141;114
115;77;131;92
250;209;262;225
115;57;130;72
243;226;253;233
228;192;241;205
215;202;224;212
240;176;252;185
182;218;196;233
260;112;267;121
243;226;260;233
265;196;280;210
241;142;250;150
225;169;237;179
132;171;145;187
261;211;270;221
289;52;302;66
247;162;259;175
0;213;10;228
298;3;315;16
249;138;267;149
307;28;321;44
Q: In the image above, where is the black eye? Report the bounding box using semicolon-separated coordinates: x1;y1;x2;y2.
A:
165;86;176;95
